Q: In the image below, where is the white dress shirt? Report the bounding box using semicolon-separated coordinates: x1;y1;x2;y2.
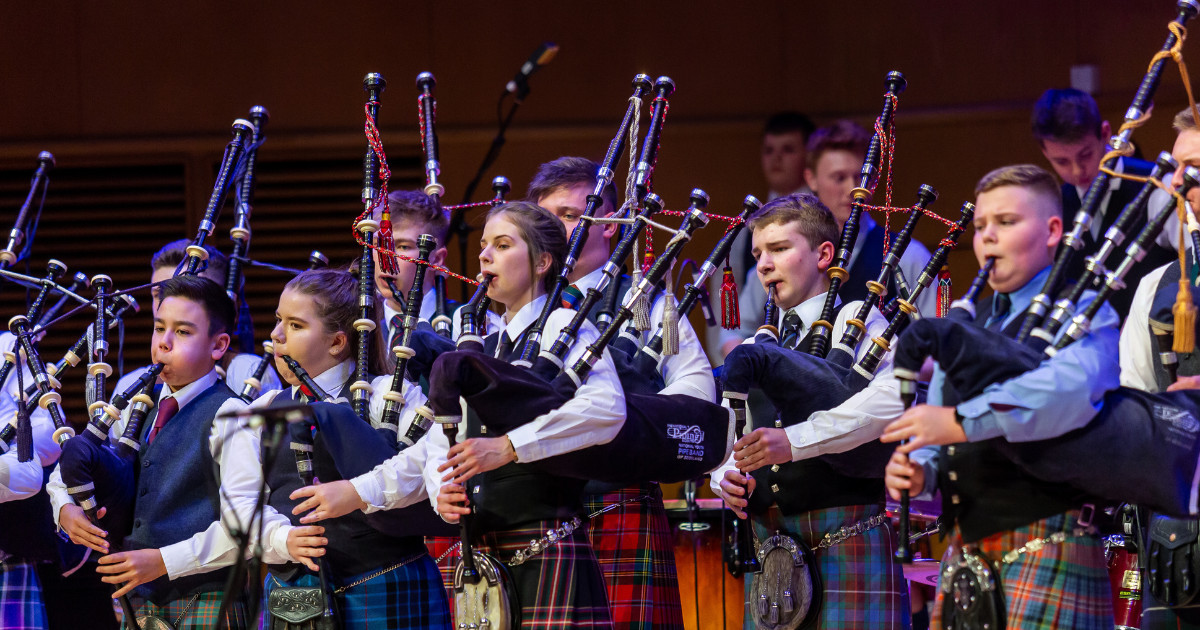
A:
573;267;716;402
47;368;249;580
0;332;55;502
247;359;429;564
354;294;628;515
1120;262;1173;392
709;290;900;500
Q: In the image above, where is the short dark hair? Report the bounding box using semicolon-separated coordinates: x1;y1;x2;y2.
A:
1031;88;1104;144
763;111;816;140
158;274;235;337
384;190;450;245
806;120;870;170
151;239;227;283
527;157;619;214
747;192;839;251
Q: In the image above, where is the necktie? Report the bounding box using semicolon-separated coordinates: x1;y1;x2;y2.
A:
987;293;1012;332
779;310;803;349
495;331;514;360
389;313;404;351
147;396;179;444
562;284;585;309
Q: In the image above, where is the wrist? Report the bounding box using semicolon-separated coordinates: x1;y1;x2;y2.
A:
505;436;518;463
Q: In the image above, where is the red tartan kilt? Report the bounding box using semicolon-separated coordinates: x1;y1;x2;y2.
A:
584;483;684;629
425;536;459;618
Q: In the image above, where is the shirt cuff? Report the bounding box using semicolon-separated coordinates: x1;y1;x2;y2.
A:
350;473;385;514
268;524;297;563
158;542;193;581
957;401;1000;442
506;425;542;462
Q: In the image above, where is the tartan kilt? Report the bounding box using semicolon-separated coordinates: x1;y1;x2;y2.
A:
263;553;450;630
136;589;249;630
583;482;684;630
748;503;910;630
425;535;459;619
931;511;1112;630
480;519;613;629
0;560;47;630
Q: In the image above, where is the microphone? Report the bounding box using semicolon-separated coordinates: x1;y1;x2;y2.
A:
505;42;560;94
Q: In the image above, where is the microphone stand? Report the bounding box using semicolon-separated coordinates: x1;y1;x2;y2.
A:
454;86;529;300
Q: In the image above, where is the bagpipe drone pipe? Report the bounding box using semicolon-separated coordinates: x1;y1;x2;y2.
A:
889;166;1200;517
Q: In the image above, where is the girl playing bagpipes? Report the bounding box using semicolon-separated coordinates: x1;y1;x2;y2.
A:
244;268;452;629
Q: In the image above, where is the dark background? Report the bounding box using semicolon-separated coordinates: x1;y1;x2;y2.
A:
0;1;1192;423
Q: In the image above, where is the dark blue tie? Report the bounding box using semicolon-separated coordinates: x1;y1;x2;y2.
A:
987;293;1012;332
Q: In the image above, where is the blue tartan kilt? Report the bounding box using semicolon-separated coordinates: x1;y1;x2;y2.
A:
0;560;47;630
748;503;910;630
264;553;450;630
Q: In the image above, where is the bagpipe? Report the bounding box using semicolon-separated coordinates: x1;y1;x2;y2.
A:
278;73;455;538
226;105;269;356
889;165;1200;518
1017;0;1200;344
719;195;971;493
0;151;54;272
807;70;907;358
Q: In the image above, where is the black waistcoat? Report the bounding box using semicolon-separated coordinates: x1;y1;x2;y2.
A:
745;301;886;516
938;296;1089;542
264;382;425;581
125;382;235;605
465;330;588;533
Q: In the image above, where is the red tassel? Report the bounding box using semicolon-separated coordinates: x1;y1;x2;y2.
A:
377;199;396;274
936;264;952;318
720;262;740;330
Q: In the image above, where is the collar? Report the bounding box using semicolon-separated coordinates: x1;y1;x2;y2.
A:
780;290;836;331
574;267;606;294
995;265;1052;328
291;359;354;399
383;288;438;324
501;294;550;341
159;368;220;409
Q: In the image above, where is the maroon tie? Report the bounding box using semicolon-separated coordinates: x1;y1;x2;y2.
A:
147;396;179;444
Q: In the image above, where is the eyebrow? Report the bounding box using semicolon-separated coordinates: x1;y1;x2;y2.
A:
154;317;199;328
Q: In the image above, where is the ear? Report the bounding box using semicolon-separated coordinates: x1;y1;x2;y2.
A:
328;330;349;359
804;167;817;190
601;210;620;241
535;251;553;277
1046;214;1064;250
210;332;231;362
814;240;836;273
431;246;448;269
1100;120;1112;139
